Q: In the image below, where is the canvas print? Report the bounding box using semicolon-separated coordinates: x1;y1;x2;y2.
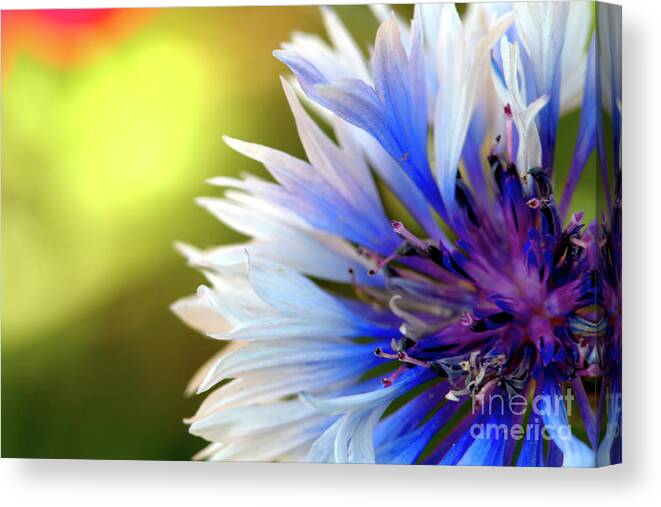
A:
2;2;621;467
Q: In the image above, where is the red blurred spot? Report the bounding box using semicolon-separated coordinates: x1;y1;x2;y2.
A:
2;8;155;79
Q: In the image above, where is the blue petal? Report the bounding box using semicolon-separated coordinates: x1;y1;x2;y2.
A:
438;416;482;465
559;37;597;219
377;391;464;464
540;373;595;467
275;20;445;218
355;129;443;238
373;14;430;196
516;431;546;467
374;383;447;447
455;408;512;466
461;109;489;199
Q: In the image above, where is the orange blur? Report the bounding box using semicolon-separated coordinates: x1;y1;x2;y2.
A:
2;8;154;78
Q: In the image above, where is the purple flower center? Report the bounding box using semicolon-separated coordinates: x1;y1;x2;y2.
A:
361;146;596;405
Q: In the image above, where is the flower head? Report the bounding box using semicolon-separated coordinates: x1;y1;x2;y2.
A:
173;2;621;466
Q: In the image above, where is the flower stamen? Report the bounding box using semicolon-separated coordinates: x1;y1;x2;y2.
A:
391;220;429;252
381;365;407;387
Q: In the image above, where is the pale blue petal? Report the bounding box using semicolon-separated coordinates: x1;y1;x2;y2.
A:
301;368;434;415
222;317;390;341
189;400;318;442
540;376;595;467
335;405;387;463
306;417;343;463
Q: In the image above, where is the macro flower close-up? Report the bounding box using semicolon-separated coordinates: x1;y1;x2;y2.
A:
172;2;622;467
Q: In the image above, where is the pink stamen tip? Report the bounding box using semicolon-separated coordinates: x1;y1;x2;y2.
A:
504;104;513;116
391;220;428;251
382;365;406;387
460;311;474;327
527;198;542;209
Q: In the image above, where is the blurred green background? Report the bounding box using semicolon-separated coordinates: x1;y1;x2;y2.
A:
1;5;589;460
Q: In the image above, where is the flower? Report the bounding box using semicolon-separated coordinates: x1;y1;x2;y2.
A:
173;2;621;466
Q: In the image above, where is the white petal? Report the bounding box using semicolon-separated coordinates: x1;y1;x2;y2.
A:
170;289;230;336
560;2;592;113
194;193;381;286
321;7;370;83
191;362;363;414
280;79;387;232
189;400;317;442
493;37;548;174
434;7;513;208
248;261;347;318
514;2;569;99
195;339;371;393
343;405;387;463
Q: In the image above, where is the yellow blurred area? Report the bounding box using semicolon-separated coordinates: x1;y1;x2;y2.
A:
5;37;209;342
2;7;326;346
